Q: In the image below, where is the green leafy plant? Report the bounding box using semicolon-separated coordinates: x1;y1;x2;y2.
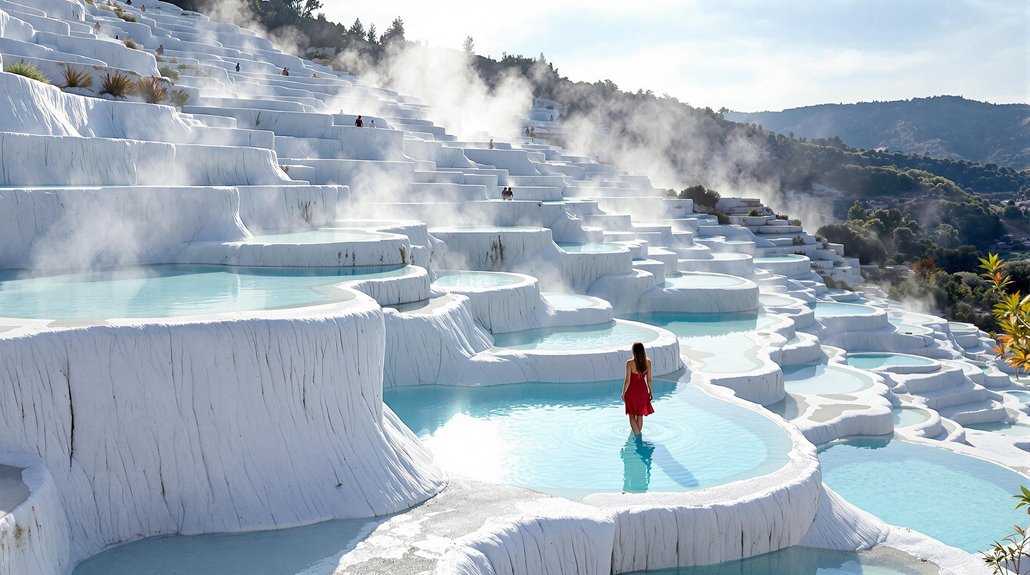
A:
61;66;93;90
980;253;1030;372
99;71;134;98
136;77;168;104
158;65;179;81
747;209;762;217
983;486;1029;574
169;89;190;108
123;37;138;49
4;61;49;83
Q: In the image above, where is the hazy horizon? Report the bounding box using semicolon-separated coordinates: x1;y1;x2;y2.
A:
322;0;1028;112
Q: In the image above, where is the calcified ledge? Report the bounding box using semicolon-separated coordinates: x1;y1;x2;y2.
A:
0;289;445;572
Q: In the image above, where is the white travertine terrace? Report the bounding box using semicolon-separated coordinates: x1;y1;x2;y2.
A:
0;2;1024;574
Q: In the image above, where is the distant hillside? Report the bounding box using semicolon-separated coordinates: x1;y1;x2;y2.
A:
727;96;1030;170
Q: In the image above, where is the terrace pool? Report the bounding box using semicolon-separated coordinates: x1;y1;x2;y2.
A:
965;420;1030;437
845;353;937;371
624;312;780;374
759;293;801;307
72;517;378;575
543;292;605;309
433;270;524;289
557;242;625;253
811;302;879;317
244;228;385;243
0;265;415;320
491;320;661;351
1006;390;1030;404
625;546;936;575
819;437;1029;552
384;380;794;499
782;364;875;395
892;407;930;428
663;273;749;289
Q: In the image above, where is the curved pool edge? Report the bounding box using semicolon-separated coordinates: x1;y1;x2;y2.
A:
0;451;71;575
475;320;682;384
433;378;822;573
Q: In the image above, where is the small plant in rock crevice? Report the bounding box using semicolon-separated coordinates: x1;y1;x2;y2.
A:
158;65;179;81
99;71;134;98
61;66;94;90
136;76;168;104
169;89;190;108
4;61;49;83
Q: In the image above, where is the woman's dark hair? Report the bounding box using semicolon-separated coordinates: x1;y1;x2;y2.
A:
632;342;647;373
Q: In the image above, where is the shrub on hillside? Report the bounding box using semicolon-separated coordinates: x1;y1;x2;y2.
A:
100;72;134;98
158;65;179;81
4;61;48;84
123;37;139;49
136;77;168;104
169;89;190;108
61;66;94;90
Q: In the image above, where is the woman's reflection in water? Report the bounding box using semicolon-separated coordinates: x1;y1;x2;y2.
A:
621;434;655;493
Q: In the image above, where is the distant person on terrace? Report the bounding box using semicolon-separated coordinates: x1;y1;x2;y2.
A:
155;44;164;56
622;342;654;435
281;67;289;76
354;115;363;127
369;119;376;128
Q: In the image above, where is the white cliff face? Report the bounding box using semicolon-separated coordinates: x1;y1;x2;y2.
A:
0;297;445;568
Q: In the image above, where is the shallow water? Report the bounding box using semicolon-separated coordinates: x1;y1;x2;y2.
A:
819;437;1028;553
492;320;661;351
811;302;879;317
663;274;748;289
385;380;793;499
72;517;379;575
433;270;523;288
625;312;779;374
846;353;936;370
782;364;875;395
0;265;411;319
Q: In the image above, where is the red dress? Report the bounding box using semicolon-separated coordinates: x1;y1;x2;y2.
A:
624;371;655;416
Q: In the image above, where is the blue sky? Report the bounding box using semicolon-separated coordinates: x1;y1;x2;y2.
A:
322;0;1027;112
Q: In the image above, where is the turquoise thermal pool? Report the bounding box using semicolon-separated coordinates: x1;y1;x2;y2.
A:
948;321;977;333
491;320;661;351
244;228;385;243
845;353;937;370
433;271;524;289
543;292;604;309
892;407;930;428
759;293;800;307
624;546;936;575
1006;390;1030;404
965;420;1030;437
556;242;625;253
71;517;378;575
624;312;780;374
663;273;749;289
782;364;875;395
384;380;793;499
0;265;416;320
819;438;1029;552
811;302;879;317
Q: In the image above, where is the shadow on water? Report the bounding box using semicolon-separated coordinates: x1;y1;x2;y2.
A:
621;434;698;493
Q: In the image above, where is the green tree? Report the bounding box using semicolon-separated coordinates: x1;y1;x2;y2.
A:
847;201;867;221
381;17;405;44
463;36;475;54
348;18;365;37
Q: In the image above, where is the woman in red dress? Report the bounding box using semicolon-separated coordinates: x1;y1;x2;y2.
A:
622;342;654;435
